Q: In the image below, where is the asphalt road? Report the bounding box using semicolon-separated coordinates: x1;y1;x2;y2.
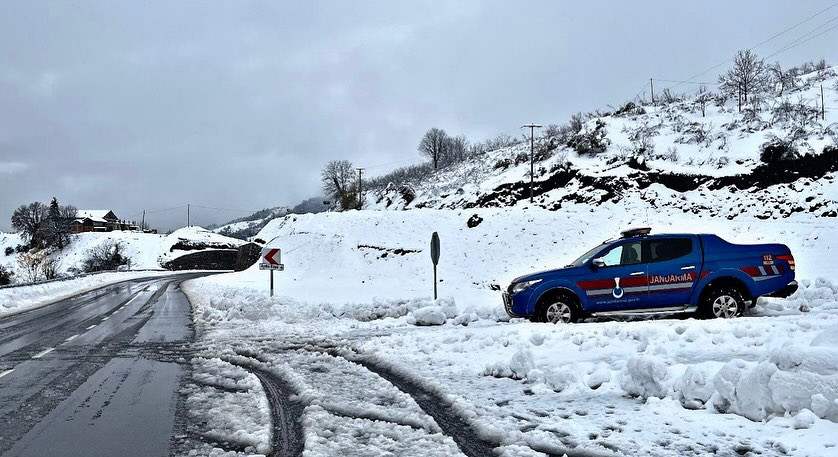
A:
0;273;208;457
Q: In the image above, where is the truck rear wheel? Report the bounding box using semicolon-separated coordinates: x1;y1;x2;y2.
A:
700;286;745;319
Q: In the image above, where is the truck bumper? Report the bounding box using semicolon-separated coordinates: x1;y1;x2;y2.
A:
764;281;799;298
502;292;523;318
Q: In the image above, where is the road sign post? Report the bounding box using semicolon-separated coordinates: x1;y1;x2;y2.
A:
430;232;440;300
259;247;284;297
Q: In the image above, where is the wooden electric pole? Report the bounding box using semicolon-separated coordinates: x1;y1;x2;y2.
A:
521;124;542;203
822;85;826;120
141;210;146;231
650;78;655;105
187;204;190;227
356;168;365;210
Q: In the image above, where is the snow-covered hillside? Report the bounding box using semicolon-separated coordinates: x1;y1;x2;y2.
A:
0;226;244;285
211;207;289;240
369;66;838;220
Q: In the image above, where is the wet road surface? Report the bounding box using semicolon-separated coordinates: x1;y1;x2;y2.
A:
0;273;208;456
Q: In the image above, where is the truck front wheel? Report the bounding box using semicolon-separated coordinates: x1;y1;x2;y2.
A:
700;286;745;319
533;291;581;324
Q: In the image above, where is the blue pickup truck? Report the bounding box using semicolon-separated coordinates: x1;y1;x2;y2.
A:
503;228;798;323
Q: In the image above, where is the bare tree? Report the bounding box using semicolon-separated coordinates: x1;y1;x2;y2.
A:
321;160;356;210
444;135;469;165
718;50;770;111
418;128;449;169
11;202;49;249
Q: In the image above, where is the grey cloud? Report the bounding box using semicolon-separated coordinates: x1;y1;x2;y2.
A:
1;0;834;231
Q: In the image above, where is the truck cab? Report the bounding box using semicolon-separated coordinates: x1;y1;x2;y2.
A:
503;228;797;323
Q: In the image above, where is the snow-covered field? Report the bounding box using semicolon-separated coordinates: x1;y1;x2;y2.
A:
182;206;838;456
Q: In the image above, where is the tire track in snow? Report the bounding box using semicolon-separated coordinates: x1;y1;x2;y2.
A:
322;346;600;457
225;357;304;457
348;355;498;457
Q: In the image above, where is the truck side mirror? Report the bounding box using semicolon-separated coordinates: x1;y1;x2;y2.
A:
592;258;605;269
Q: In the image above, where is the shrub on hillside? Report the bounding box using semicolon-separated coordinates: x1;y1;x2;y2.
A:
613;101;646;117
16;250;43;282
568;119;610;155
760;138;800;163
4;247;13;256
41;256;61;280
82;241;131;273
0;264;12;285
568;113;585;134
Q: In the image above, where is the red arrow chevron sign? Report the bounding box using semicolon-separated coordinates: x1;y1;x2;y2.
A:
259;247;284;271
264;248;280;265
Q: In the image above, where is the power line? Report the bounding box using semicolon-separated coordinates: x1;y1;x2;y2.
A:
190;204;260;213
749;3;838;50
652;78;717;86
665;2;838;90
764;18;838;60
145;204;187;214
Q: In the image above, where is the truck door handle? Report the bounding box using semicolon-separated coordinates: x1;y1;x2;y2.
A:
681;265;695;270
630;271;644;276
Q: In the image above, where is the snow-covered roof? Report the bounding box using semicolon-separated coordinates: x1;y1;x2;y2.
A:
76;210;117;223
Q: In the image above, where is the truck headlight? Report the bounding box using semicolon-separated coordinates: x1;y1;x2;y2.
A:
511;279;542;294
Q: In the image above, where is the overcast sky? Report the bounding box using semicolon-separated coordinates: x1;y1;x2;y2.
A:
1;1;835;231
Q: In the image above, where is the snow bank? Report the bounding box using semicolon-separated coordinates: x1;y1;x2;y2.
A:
621;356;669;399
709;327;838;422
183;278;464;335
407;298;457;326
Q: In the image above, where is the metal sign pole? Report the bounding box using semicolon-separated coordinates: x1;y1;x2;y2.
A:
270;270;274;297
433;264;437;300
430;231;440;301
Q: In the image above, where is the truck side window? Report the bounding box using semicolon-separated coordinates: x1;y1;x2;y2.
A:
647;238;692;263
600;242;642;267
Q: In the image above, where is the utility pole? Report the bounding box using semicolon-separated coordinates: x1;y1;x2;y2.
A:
355;168;365;210
141;210;146;231
521;124;542;204
187;204;190;227
822;85;826;120
650;78;655;106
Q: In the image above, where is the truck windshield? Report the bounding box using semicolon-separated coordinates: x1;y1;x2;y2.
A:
569;242;612;267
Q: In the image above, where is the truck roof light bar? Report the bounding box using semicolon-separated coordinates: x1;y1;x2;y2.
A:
620;227;652;238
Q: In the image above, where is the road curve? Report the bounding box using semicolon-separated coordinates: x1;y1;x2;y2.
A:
0;272;211;457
